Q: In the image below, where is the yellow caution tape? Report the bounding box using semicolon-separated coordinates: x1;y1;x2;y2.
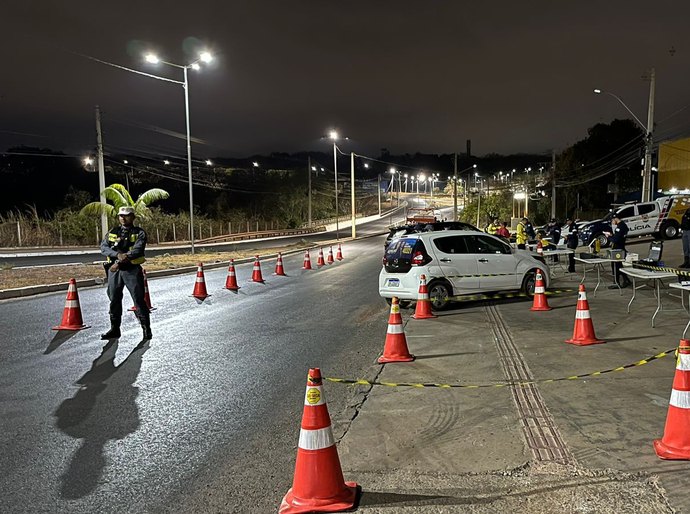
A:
633;262;690;277
325;348;676;389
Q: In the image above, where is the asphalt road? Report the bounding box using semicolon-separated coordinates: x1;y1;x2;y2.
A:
0;236;389;513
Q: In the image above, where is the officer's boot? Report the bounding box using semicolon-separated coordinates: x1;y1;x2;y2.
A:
139;314;152;340
680;257;690;269
101;318;121;340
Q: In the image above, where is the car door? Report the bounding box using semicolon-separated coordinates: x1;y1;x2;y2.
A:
426;234;480;294
464;234;518;290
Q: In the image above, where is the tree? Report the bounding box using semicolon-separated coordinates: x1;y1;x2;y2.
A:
80;183;169;220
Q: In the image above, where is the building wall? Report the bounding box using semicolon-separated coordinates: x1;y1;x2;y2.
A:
658;137;690;192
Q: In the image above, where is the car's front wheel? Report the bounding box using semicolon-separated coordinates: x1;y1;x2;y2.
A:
427;280;452;311
592;232;610;248
521;271;536;298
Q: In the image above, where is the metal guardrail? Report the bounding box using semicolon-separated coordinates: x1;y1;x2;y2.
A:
195;226;326;244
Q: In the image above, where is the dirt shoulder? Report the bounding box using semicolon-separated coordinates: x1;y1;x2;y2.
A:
0;241;312;290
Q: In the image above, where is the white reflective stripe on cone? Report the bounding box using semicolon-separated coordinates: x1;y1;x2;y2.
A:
418;293;429;300
65;300;80;308
196;278;205;282
390;305;400;314
298;426;335;450
670;389;690;409
387;324;404;334
575;310;591;319
303;385;326;406
578;292;587;300
677;353;690;371
535;286;545;294
68;284;76;292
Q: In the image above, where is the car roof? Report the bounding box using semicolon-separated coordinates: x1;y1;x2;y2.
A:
393;229;493;240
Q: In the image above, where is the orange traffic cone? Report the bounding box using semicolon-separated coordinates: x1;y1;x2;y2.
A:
274;253;287;276
129;269;156;312
536;240;544;257
336;243;343;261
52;279;90;331
317;248;326;267
530;269;552;311
250;255;265;283
654;340;690;460
191;262;211;300
280;368;358;514
327;247;334;265
302;250;313;270
225;259;240;291
565;284;604;345
378;297;415;363
412;274;437;319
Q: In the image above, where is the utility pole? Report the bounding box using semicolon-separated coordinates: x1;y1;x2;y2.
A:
95;106;108;239
377;174;381;216
307;156;312;227
551;149;556;219
642;68;656;203
453;153;458;221
350;152;356;239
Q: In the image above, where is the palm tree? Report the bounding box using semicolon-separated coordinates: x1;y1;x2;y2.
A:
80;183;169;220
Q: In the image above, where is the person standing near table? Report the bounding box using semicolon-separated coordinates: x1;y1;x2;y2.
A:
608;213;631;289
564;218;578;272
516;217;528;249
680;207;690;268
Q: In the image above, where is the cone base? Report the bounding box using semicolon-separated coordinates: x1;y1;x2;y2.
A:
224;285;240;292
191;294;211;300
302;267;312;270
654;439;690;460
52;324;90;331
565;338;605;346
280;482;358;514
250;278;265;283
412;312;437;319
530;305;553;311
273;272;287;276
378;354;415;363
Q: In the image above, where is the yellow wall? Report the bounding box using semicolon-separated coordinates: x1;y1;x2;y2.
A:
658;137;690;191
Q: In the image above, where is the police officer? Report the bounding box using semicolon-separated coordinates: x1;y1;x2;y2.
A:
486;217;500;235
608;213;631;289
100;206;152;340
564;218;579;272
680;207;690;268
547;218;561;245
516;217;528;249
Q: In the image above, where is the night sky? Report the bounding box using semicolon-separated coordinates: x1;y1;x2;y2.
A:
2;1;689;163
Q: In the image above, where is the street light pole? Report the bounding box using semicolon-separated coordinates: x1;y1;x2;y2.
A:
182;65;196;253
333;139;339;239
594;70;656;202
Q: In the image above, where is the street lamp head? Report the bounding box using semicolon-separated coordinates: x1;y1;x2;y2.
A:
329;130;338;140
199;51;213;63
311;166;317;171
191;63;201;71
164;160;170;165
252;161;259;167
473;164;477;168
205;159;213;166
389;168;396;174
123;159;128;164
145;53;160;64
593;88;602;94
83;157;94;166
363;163;369;169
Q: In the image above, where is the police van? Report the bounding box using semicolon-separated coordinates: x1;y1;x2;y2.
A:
580;195;690;247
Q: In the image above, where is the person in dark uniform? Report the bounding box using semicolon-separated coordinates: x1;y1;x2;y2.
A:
564;218;578;272
547;218;561;245
680;207;690;268
100;206;152;340
608;213;631;289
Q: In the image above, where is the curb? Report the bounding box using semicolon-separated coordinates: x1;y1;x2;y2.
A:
0;233;385;301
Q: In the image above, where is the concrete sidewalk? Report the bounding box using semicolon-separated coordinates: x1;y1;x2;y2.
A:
334;238;689;512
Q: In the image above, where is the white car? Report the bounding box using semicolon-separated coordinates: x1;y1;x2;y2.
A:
379;230;550;310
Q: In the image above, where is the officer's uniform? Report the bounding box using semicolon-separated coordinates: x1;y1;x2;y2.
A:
680;208;690;268
486;220;499;235
610;218;630;287
565;220;578;272
100;221;150;338
516;220;528;249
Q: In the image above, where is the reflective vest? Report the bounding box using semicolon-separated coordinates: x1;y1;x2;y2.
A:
106;226;146;265
516;222;528;245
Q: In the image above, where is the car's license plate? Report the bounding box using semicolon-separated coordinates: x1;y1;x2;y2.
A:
387;278;400;287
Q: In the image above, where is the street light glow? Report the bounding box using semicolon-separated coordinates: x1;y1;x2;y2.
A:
205;159;213;166
593;88;602;94
199;51;213;63
164;160;170;165
191;63;201;71
83;157;94;166
329;130;338;140
252;161;259;167
145;53;160;64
